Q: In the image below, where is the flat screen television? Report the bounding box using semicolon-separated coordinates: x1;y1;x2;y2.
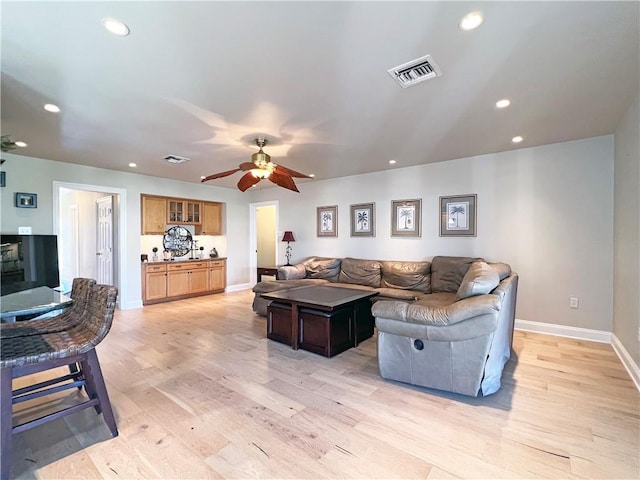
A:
0;234;60;295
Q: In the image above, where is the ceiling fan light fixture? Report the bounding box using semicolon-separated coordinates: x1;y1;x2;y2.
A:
251;169;270;179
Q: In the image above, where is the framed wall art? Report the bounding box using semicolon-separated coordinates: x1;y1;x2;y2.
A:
391;198;421;237
440;194;477;236
15;192;37;208
317;205;338;237
350;202;375;237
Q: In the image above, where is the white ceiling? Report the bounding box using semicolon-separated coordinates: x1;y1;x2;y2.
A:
2;1;638;190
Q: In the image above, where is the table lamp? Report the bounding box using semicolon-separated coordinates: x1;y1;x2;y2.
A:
281;231;295;265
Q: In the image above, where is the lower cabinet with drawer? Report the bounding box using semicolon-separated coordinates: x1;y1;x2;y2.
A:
142;258;226;305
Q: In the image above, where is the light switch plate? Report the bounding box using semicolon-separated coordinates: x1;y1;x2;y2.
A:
18;226;32;234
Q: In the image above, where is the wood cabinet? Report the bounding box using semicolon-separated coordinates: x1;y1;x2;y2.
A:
143;263;168;301
141;195;223;234
142;259;226;305
168;199;201;224
208;259;226;292
141;196;168;234
196;202;223;235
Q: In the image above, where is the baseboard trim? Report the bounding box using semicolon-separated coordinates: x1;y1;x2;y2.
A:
226;283;252;292
611;334;640;392
515;319;639;392
121;300;144;310
515;319;612;343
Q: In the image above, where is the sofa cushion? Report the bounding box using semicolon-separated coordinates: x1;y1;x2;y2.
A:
380;261;431;293
431;256;481;293
338;258;382;288
375;288;420;301
455;261;500;301
414;292;458;308
304;257;342;282
277;263;306;280
252;278;328;294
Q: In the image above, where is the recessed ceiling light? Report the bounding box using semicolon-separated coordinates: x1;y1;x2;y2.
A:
102;18;130;36
128;162;137;168
496;99;510;109
512;136;524;143
200;176;206;180
15;141;27;148
309;174;315;178
44;103;60;113
459;12;484;31
389;160;397;164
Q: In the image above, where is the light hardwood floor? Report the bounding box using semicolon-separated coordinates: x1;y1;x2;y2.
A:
9;290;640;479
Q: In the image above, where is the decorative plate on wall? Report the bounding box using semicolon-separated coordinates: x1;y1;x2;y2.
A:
163;226;192;257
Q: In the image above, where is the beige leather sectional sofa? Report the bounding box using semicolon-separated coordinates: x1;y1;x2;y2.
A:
252;256;518;397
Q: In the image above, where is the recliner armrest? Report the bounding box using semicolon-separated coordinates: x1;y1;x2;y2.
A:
372;294;501;326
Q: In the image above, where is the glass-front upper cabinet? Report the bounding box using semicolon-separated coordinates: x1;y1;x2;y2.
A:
168;200;201;224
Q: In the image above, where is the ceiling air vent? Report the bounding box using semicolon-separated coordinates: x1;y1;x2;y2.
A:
164;154;190;164
387;54;442;88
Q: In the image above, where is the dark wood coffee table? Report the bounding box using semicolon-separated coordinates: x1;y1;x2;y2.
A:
261;285;378;357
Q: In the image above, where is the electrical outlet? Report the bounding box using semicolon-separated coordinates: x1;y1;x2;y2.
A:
570;297;579;309
18;226;32;234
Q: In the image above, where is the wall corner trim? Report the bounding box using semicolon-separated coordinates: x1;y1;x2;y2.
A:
611;334;640;392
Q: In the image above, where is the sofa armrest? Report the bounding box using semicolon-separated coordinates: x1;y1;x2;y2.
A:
371;294;500;326
277;264;307;279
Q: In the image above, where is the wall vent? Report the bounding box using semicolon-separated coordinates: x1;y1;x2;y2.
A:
164;154;190;164
387;54;442;88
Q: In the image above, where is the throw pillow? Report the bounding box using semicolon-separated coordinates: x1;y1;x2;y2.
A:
455;261;500;301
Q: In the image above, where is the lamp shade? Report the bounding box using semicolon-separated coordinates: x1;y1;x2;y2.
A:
281;231;295;242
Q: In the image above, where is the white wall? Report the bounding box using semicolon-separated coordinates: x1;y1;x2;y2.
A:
250;136;615;332
614;94;640;365
0;153;251;309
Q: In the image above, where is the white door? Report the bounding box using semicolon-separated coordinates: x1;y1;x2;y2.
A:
96;196;113;285
256;205;276;267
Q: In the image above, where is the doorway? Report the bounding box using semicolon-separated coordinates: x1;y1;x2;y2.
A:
53;182;127;308
249;201;278;285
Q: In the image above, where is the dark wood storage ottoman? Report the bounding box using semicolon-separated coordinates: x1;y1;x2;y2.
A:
267;302;293;345
353;300;375;344
298;307;354;357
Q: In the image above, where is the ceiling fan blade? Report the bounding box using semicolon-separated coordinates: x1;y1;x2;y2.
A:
201;168;241;182
239;162;257;171
237;172;262;191
274;164;312;179
269;171;300;192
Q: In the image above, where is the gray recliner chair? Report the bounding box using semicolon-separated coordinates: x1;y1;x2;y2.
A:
372;257;518;397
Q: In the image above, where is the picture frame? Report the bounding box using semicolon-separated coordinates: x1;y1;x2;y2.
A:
440;194;477;236
15;192;37;208
317;205;338;237
391;198;421;237
350;202;375;237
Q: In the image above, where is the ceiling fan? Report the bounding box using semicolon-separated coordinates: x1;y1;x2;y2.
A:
201;137;312;192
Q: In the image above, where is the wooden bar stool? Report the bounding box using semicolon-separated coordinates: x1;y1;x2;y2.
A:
0;282;119;480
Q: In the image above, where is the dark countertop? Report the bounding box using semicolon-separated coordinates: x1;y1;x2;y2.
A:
143;257;226;265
